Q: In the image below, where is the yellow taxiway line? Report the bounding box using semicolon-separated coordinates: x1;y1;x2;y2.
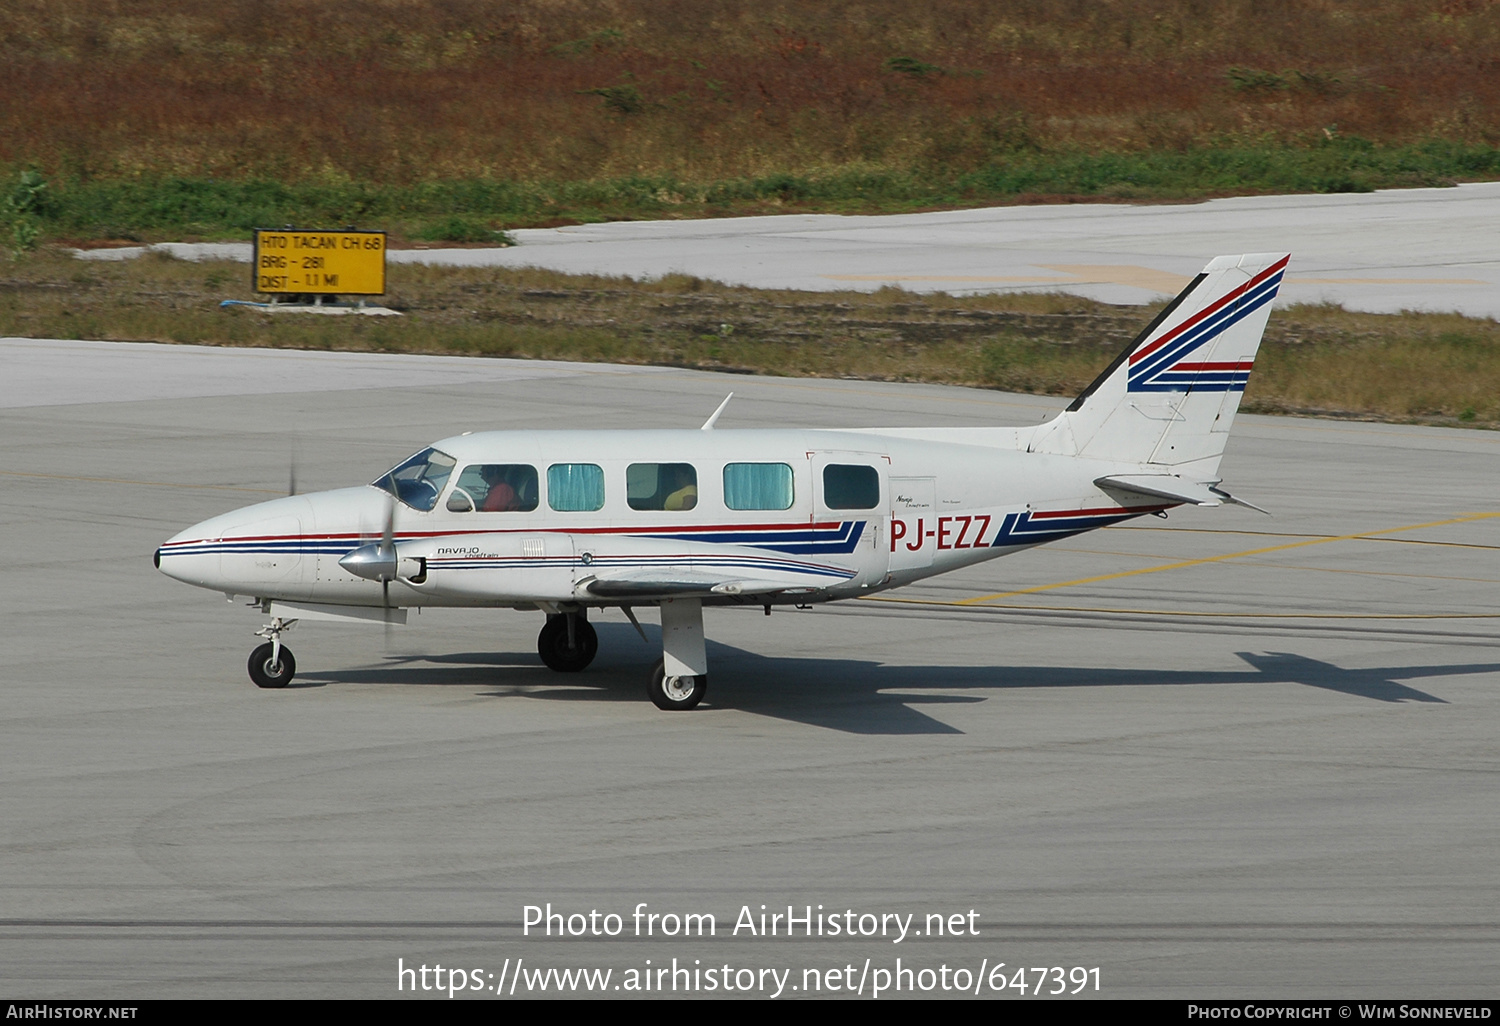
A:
858;595;1500;620
947;511;1500;606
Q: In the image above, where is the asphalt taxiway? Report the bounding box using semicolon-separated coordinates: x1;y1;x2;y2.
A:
2;338;1498;998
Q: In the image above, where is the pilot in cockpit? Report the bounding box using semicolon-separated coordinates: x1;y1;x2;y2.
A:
480;465;523;511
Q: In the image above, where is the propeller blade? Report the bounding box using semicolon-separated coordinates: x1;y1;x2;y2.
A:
383;579;394;649
379;493;395;557
339;493;399;583
381;492;396;649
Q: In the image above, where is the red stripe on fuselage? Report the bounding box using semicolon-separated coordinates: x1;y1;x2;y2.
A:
160;520;849;548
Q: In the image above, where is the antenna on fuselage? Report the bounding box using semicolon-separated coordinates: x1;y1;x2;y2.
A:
700;392;734;430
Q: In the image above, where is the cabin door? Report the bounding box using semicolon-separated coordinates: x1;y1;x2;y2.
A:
807;450;889;586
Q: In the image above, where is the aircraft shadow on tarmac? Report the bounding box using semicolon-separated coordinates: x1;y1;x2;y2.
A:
298;624;1487;735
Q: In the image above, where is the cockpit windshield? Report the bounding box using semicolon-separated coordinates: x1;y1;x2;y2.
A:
373;447;456;511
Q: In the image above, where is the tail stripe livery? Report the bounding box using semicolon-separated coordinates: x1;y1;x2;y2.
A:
986;505;1171;548
1126;256;1288;393
1030;252;1290;470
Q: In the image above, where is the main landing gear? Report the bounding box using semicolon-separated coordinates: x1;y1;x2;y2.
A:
648;660;707;711
248;616;297;688
537;611;598;672
536;600;709;710
647;598;707;711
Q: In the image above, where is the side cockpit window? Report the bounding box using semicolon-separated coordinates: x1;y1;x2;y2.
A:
628;463;697;511
447;464;539;512
374;448;456;512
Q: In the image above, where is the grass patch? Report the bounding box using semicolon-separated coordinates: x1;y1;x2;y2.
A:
20;139;1500;243
4;248;1499;430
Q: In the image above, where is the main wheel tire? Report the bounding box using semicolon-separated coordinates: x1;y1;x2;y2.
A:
647;660;707;710
248;642;295;689
537;614;598;672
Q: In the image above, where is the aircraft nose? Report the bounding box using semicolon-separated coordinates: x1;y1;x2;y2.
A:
156;494;315;593
156;513;230;589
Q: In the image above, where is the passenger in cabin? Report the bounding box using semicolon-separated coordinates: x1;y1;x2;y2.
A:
664;465;698;511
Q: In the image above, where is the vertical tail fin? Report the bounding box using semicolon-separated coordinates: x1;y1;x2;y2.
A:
1030;253;1288;480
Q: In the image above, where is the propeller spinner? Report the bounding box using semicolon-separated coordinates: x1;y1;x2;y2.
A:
337;491;421;596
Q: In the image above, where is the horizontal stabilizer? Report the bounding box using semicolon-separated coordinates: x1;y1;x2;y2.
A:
1096;475;1269;514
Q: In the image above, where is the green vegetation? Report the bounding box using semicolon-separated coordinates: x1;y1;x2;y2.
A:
5;249;1499;429
5;170;49;253
14;140;1499;242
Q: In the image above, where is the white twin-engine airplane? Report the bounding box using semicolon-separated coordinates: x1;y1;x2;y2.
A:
156;253;1288;710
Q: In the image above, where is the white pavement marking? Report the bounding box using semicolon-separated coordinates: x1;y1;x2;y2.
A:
73;183;1500;316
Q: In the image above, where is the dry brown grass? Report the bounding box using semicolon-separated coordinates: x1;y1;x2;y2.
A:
6;249;1499;428
6;1;1500;184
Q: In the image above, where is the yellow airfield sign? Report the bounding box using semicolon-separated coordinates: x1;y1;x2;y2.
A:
253;229;386;295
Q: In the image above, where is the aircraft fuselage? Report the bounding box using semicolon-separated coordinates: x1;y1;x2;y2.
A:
157;427;1164;610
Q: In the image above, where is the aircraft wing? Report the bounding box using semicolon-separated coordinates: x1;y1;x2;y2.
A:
580;569;822;600
1095;474;1269;514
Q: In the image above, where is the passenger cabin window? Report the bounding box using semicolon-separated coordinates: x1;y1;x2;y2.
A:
723;462;794;511
822;464;879;510
374;447;456;512
447;464;538;512
548;463;605;512
628;463;697;511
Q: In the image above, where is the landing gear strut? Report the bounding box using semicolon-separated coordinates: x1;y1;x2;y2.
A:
248;616;297;688
648;598;707;710
538;611;598;672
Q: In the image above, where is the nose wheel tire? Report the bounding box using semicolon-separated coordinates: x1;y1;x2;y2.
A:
647;660;707;710
537;614;598;672
248;642;296;689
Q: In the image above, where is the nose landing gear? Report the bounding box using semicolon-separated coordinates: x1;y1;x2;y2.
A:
249;617;298;688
